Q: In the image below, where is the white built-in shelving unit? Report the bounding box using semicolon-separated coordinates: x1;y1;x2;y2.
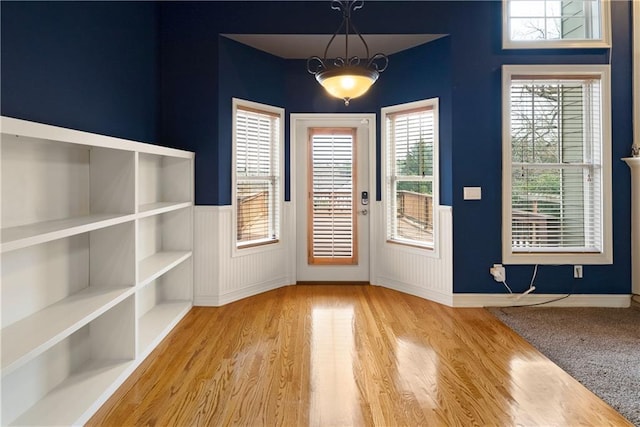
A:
0;116;194;426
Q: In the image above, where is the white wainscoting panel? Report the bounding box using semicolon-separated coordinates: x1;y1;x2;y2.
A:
194;204;294;306
193;206;220;305
373;205;454;306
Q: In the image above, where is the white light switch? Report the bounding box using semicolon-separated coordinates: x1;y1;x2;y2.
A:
463;187;482;200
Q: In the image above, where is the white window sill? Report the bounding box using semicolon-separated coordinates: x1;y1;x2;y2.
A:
502;39;611;50
502;251;613;265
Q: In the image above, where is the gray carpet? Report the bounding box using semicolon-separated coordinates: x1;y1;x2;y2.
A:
488;306;640;426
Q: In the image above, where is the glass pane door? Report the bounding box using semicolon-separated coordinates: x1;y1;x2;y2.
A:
308;128;357;265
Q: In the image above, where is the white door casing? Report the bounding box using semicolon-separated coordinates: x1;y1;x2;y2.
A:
291;114;376;282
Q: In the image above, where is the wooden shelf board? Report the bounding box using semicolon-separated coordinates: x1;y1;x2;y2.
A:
9;358;134;427
137;202;192;218
138;251;192;286
1;286;134;376
1;213;135;253
138;302;192;359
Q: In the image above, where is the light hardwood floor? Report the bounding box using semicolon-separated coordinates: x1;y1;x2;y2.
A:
88;285;632;426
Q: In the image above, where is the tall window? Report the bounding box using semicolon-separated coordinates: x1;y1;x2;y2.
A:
503;0;610;49
382;99;439;249
233;99;283;249
502;65;612;265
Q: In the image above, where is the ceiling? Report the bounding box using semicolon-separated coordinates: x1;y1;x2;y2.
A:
221;34;446;59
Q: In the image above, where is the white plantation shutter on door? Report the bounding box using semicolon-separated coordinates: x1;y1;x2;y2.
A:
235;106;280;247
308;129;357;265
508;75;603;253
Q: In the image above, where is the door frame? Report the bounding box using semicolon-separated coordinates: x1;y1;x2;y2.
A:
290;113;377;283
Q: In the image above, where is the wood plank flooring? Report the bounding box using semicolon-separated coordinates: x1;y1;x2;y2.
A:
87;285;632;426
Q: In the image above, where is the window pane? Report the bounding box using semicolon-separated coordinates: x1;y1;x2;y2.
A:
237;180;274;243
511;79;600;165
394;181;434;244
235;104;280;247
508;0;602;42
545;1;561;16
512;167;600;250
236;109;279;177
546;18;561;39
510;0;547;17
391;111;435;177
509;75;603;253
511;18;550;40
386;104;436;248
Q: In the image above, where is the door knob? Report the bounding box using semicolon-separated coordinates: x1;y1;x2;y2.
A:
358;209;368;216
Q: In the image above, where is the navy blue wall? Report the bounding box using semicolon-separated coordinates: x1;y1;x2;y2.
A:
160;1;630;295
378;37;453;206
217;38;287;205
211;35;453;205
1;1;158;142
283;59;380;202
447;1;631;294
1;1;632;295
158;1;356;204
158;2;222;204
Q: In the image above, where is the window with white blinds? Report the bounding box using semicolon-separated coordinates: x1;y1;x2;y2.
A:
502;65;612;265
308;129;357;265
503;0;610;49
233;99;283;249
382;99;439;249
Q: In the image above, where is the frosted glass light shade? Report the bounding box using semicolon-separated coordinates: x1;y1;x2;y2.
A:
316;67;379;105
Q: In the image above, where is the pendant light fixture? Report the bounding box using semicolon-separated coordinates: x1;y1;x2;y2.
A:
307;0;388;106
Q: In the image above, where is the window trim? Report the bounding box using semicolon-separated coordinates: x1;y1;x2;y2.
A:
381;98;440;254
502;0;611;50
501;64;612;265
232;98;285;256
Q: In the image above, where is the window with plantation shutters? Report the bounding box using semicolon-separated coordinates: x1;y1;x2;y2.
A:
233;99;283;249
382;99;439;249
308;128;357;265
502;65;612;265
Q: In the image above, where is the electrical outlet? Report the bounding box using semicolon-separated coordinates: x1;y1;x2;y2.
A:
490;264;506;282
574;265;583;279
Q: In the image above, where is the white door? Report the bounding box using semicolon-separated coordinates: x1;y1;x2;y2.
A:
293;114;374;282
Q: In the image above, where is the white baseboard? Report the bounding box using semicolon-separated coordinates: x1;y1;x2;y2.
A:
193;296;221;307
194;277;291;307
376;278;454;307
453;293;631;308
